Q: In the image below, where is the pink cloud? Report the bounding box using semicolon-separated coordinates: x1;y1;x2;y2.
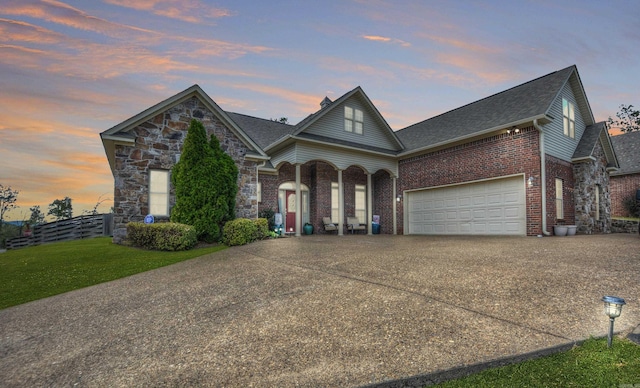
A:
3;0;157;38
362;34;411;47
104;0;233;23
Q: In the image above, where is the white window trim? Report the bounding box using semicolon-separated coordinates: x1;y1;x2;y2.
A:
344;106;364;135
331;182;339;223
355;184;366;221
555;178;564;220
149;169;170;217
595;184;601;221
563;98;575;139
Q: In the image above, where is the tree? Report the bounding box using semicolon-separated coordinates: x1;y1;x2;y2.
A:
29;205;45;226
608;104;640;133
171;120;239;242
0;184;19;230
271;117;288;124
48;197;73;221
83;194;111;215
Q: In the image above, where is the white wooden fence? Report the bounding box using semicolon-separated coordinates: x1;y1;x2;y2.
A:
6;214;113;250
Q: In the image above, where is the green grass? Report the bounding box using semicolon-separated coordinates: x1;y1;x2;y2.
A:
435;337;640;387
0;237;225;310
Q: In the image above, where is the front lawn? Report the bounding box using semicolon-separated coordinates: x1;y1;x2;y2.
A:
0;237;225;310
435;337;640;387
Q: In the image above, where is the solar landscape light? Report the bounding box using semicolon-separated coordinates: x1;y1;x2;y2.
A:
602;296;626;348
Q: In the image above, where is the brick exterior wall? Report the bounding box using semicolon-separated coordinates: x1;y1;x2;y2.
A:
112;96;258;243
373;171;394;234
397;127;542;235
545;155;575;229
258;162;394;234
610;173;640;217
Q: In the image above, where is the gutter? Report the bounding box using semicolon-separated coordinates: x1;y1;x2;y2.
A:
533;119;551;236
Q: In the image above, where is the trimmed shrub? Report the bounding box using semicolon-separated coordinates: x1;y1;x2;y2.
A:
222;218;257;246
171;119;239;243
622;194;640;218
254;218;270;240
258;208;275;231
127;222;197;251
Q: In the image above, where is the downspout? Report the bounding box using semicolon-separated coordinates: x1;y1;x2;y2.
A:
533;119;551;236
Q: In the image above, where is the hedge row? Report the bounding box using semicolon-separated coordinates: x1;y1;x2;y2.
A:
222;218;271;246
127;222;197;251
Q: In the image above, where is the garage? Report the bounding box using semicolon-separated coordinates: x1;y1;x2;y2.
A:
406;175;526;235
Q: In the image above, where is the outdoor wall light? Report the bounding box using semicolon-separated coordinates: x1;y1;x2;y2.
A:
527;176;534;187
506;126;520;134
396;195;402;202
602;295;626;348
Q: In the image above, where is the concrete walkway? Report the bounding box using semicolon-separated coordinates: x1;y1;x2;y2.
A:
1;234;639;387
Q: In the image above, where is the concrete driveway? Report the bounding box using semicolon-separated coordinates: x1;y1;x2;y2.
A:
1;234;639;387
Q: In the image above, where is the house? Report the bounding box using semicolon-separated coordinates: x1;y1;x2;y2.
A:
610;131;640;216
100;65;619;243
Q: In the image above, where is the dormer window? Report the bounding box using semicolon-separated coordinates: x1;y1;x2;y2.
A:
562;98;575;138
345;106;363;134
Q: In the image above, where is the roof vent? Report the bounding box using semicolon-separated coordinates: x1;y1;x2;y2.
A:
320;96;332;109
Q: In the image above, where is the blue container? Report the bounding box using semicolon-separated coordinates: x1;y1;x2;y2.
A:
372;223;380;234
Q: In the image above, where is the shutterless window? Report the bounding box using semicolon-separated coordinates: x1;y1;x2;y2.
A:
563;98;575;138
344;106;363;134
149;170;170;216
355;184;366;221
595;184;601;221
331;182;339;223
555;178;564;219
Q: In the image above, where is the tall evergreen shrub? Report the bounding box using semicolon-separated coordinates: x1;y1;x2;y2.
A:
171;119;239;242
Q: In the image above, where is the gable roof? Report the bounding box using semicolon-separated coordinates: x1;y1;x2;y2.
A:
395;65;590;156
264;86;404;152
610;131;640;175
100;85;267;172
572;122;619;168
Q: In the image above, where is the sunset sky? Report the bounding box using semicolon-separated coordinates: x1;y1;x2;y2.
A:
1;0;638;221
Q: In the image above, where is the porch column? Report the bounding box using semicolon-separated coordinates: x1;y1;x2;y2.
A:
338;169;344;236
295;163;301;237
367;173;372;235
393;177;397;235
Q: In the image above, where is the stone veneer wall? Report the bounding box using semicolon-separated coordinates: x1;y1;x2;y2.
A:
112;96;258;243
573;141;611;234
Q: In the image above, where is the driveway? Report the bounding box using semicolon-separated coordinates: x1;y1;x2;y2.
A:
1;234;639;387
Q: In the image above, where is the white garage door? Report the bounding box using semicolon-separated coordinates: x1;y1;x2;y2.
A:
406;176;526;235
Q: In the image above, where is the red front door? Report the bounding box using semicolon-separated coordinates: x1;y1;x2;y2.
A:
286;190;296;233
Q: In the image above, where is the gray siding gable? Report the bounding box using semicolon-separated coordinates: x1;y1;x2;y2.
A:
289;87;404;153
302;93;402;151
543;80;587;161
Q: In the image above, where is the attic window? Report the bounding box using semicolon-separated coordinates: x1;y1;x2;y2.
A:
345;106;363;135
563;98;575;139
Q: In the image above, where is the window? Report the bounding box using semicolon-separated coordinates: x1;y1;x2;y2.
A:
149;170;169;216
344;106;363;134
595;184;601;221
331;182;339;222
555;178;564;220
257;182;262;203
355;184;366;221
562;98;575;138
